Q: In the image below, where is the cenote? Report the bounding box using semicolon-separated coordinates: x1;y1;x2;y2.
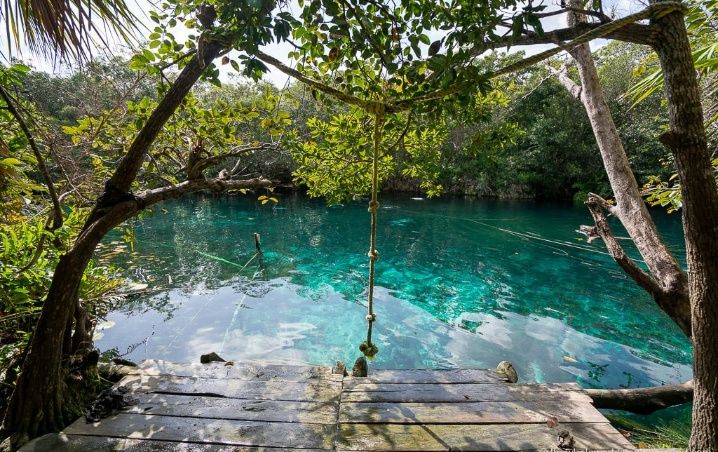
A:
96;193;692;394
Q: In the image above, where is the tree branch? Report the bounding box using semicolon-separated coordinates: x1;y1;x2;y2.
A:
545;64;582;100
587;381;693;414
197;143;278;172
532;7;611;22
0;85;63;231
585;193;664;296
254;50;379;112
489;21;657;50
78;177;273;246
103;38;225;195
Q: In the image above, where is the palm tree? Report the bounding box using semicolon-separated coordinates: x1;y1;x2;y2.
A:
1;0;138;62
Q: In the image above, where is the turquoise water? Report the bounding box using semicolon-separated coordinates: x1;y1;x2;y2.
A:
96;193;692;390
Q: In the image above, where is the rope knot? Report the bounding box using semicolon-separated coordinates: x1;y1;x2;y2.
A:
367;250;379;261
360;341;379;358
366;313;376;322
368;200;380;213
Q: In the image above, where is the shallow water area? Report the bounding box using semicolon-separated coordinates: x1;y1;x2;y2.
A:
96;193;692;392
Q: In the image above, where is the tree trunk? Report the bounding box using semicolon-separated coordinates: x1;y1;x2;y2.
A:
553;5;691;337
651;9;718;450
2;42;225;446
2;248;95;441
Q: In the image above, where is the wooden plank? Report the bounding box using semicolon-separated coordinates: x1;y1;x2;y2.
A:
336;422;633;451
344;369;506;385
118;374;342;402
136;359;341;382
123;393;338;424
20;433;328;451
344;382;581;392
341;383;592;403
339;400;606;424
63;413;336;449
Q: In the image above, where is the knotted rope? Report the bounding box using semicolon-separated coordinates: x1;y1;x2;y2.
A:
360;107;385;359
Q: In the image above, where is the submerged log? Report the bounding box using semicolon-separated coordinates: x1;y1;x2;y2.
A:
586;381;693;414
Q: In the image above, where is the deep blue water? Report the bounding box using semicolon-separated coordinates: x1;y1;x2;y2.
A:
96;193;692;391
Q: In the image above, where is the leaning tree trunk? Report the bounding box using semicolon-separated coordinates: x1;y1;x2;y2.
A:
1;39;224;445
553;2;691;337
651;9;718;450
2;244;97;442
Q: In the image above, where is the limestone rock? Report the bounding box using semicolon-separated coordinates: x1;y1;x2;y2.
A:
200;352;226;364
352;356;368;377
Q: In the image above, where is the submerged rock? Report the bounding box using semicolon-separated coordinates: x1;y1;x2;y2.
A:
200;352;226;364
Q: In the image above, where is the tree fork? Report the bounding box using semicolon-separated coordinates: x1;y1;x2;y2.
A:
83;39;224;230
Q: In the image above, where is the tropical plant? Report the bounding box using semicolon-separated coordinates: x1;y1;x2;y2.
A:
0;0;138;61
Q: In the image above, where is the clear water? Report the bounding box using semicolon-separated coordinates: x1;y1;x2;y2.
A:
96;193;692;390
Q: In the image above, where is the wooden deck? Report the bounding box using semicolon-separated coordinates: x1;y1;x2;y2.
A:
22;359;634;451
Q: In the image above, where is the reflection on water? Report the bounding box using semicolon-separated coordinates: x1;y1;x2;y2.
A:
96;193;692;389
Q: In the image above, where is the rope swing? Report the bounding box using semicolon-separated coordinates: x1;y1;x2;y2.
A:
360;107;385;359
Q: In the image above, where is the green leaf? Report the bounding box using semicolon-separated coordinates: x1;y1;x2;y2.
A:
0;157;23;167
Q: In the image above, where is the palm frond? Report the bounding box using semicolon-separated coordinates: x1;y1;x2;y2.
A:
0;0;140;62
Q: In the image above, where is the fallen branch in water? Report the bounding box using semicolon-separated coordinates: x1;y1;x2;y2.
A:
587;381;693;414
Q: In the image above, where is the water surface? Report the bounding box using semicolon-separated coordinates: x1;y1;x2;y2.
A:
96;193;692;390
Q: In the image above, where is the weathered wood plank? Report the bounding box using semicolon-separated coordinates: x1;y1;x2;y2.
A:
63;414;336;449
39;359;634;451
339;400;606;424
20;433;328;451
341;383;592;403
118;374;342;402
344;369;506;385
344;381;581;392
122;393;338;424
336;422;633;451
136;359;341;382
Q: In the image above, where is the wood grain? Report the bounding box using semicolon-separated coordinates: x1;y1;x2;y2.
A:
337;422;633;450
64;414;336;449
119;374;342;402
339;400;606;424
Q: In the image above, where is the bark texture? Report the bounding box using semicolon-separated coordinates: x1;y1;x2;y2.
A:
587;381;693;414
651;9;718;450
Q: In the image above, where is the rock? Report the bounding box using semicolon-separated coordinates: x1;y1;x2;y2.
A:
85;387;138;423
332;361;348;376
111;358;137;367
200;352;226;364
97;362;134;382
352;356;368;377
496;360;518;383
557;430;575;450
